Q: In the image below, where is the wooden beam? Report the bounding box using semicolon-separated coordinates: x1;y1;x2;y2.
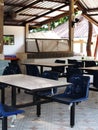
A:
74;39;85;44
94;35;98;58
69;0;74;52
0;0;4;53
35;39;40;52
86;8;98;12
76;1;98;26
86;22;93;56
83;14;98;26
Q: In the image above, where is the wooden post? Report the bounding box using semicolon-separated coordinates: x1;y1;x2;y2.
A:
69;0;74;52
48;23;51;31
94;35;98;58
25;23;29;38
25;23;29;52
86;22;92;56
0;0;4;53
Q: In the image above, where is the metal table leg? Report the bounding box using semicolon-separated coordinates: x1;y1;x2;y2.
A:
70;103;75;127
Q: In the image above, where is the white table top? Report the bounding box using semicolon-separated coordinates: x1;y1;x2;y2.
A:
80;59;98;62
22;62;71;67
81;66;98;71
0;74;70;91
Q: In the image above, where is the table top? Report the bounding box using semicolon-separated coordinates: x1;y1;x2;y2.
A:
0;74;70;91
80;59;98;62
22;62;72;67
80;66;98;71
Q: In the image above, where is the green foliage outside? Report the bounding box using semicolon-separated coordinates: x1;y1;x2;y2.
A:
30;16;69;32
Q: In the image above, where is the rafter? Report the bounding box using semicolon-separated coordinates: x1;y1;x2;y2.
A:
83;14;98;26
86;8;98;12
88;13;98;16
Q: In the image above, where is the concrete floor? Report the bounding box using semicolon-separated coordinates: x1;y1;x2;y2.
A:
0;84;98;130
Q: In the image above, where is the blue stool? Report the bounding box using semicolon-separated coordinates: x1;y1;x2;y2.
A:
0;103;24;130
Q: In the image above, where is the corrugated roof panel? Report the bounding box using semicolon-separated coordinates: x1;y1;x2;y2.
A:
36;10;51;16
4;0;22;7
15;15;31;21
88;12;98;15
25;17;37;22
46;11;63;17
91;16;98;22
20;8;45;15
80;0;98;9
34;17;49;22
60;6;69;11
4;0;98;26
4;0;36;5
35;1;63;9
23;0;37;5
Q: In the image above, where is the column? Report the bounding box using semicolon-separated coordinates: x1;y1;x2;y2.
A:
0;0;4;53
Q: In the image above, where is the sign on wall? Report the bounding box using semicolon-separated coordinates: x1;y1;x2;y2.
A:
3;35;14;45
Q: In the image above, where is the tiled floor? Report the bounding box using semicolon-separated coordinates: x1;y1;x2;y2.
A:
1;86;98;130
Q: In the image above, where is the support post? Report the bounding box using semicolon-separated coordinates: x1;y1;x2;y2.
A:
69;0;74;52
0;0;4;53
86;22;93;56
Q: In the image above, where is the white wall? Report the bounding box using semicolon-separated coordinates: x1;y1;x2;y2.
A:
3;26;25;55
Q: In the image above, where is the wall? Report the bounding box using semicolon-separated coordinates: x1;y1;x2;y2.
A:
3;26;25;55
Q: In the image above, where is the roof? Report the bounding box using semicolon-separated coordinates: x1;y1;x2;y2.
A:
4;0;98;27
53;16;98;38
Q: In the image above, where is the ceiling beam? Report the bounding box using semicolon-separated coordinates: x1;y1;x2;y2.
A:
76;1;98;26
46;0;69;4
76;1;87;12
88;13;98;16
86;8;98;12
83;14;98;26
